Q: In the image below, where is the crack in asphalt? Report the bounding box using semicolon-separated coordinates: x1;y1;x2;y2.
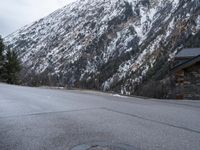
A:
0;106;199;135
0;107;104;119
102;108;200;134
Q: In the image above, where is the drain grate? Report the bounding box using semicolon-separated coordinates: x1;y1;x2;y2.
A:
70;142;137;150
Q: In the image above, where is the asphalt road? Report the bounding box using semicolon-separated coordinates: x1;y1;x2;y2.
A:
0;83;200;150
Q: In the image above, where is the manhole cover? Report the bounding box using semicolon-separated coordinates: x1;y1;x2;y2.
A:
71;142;137;150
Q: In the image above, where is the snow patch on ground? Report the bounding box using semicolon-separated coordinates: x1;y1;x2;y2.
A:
113;94;129;98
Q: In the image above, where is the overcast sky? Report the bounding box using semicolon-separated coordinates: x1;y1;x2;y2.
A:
0;0;76;37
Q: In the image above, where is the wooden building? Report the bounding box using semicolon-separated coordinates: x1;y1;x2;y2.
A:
171;48;200;100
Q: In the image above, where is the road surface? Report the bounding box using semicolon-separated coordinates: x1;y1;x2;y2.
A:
0;83;200;150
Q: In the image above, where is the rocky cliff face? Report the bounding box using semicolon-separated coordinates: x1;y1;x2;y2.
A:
4;0;200;96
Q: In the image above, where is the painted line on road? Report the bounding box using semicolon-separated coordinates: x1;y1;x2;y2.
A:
102;107;200;134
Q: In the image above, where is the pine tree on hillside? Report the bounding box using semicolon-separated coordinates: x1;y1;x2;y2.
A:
0;36;5;81
4;49;21;84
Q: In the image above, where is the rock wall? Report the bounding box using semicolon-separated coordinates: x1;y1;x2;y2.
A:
183;62;200;99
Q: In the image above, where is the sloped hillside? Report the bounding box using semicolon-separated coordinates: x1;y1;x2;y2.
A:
4;0;200;97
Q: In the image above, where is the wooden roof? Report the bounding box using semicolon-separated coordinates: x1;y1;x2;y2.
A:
175;48;200;59
171;55;200;73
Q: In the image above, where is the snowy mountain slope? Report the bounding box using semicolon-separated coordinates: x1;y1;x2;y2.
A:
4;0;200;96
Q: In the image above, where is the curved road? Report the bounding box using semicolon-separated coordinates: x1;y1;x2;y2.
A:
0;83;200;150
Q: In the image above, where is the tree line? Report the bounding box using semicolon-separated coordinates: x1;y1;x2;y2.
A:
0;36;21;84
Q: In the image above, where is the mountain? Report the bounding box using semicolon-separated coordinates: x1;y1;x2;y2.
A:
4;0;200;97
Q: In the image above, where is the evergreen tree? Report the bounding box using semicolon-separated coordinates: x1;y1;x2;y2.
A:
4;49;21;84
0;36;5;81
0;35;21;84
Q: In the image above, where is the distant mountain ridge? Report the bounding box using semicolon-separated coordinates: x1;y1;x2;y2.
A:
4;0;200;97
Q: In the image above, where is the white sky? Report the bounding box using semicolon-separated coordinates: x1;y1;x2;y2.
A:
0;0;76;37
